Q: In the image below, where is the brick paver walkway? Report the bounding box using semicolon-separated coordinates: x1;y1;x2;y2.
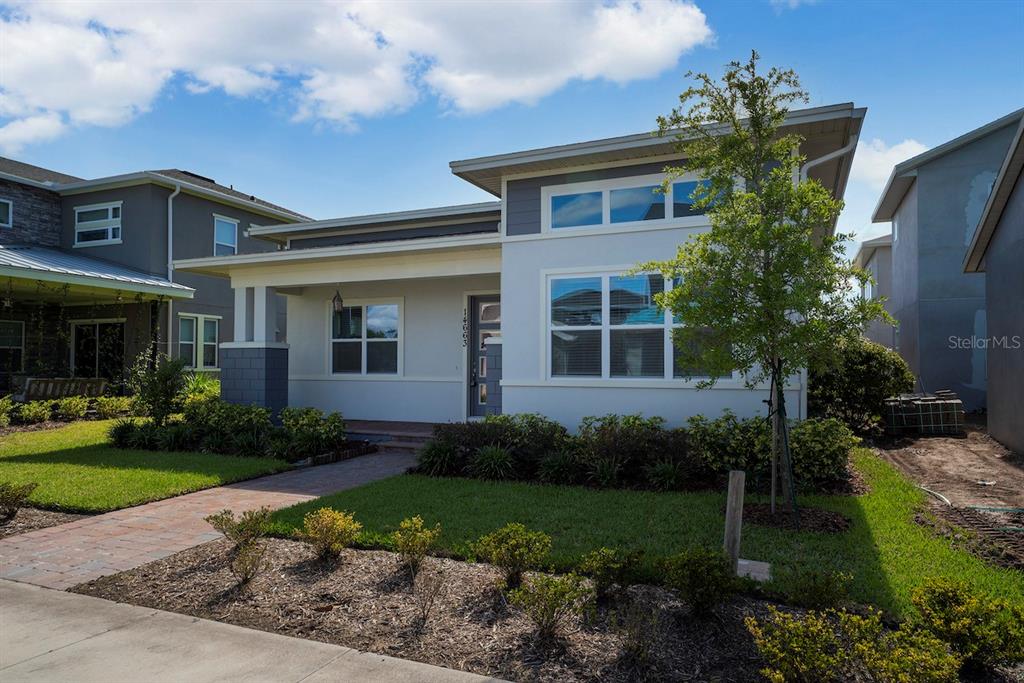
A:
0;452;416;591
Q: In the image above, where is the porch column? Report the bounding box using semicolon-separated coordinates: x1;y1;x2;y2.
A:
221;285;288;417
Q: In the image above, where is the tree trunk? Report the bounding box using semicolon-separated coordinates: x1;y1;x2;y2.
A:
770;359;797;518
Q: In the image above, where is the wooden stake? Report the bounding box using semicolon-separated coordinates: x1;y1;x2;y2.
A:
724;470;745;574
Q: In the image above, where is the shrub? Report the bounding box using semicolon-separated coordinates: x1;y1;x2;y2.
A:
127;349;187;427
281;407;346;457
156;423;196;452
392;515;441;578
205;507;272;551
416;440;464;477
686;410;770;479
0;482;38;523
475;522;552;589
55;395;89;421
662;547;736;615
537;448;584;485
789;418;858;489
413;569;447;627
911;577;1024;670
181;372;220;403
612;598;662;673
17;400;52;424
230;540;267;586
189;399;273;457
840;609;961;683
775;566;851;610
432;419;518;458
576;414;666;488
0;395;14;428
578;547;643;600
809;336;915;432
508;572;593;641
746;606;844;683
494;413;569;479
469;445;516;480
94;395;133;419
301;508;362;560
108;418;138;448
643;458;687;491
126;421;161;450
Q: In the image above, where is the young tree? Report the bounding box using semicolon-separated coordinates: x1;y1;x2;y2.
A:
639;52;888;514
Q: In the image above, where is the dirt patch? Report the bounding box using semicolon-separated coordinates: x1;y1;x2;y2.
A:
740;503;851;533
0;508;87;539
73;538;783;682
917;503;1024;573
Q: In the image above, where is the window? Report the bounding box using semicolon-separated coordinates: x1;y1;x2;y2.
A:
74;202;122;246
330;302;400;375
548;273;730;381
178;314;220;369
71;321;124;379
544;174;712;232
0;199;12;229
214;216;238;256
0;320;24;372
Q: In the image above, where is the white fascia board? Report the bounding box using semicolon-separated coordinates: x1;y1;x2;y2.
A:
0;171;63;190
248;201;502;237
872;170;916;222
0;265;194;299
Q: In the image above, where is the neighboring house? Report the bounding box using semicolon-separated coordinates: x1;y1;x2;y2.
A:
964;117;1024;454
0;158;307;392
852;233;895;348
175;102;865;428
872;108;1024;410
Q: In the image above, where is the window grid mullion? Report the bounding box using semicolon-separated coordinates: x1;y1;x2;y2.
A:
361;305;367;375
601;275;610;379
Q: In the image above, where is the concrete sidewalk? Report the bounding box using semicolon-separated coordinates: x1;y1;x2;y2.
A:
0;580;499;682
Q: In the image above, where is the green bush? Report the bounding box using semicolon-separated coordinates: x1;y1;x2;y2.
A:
108;418;137;448
809;336;915;432
230;540;267;586
576;414;666;488
55;395;89;421
156;423;197;452
469;445;516;480
0;482;38;523
185;398;273;457
662;546;736;615
205;507;272;551
475;522;552;589
281;407;346;458
508;572;593;641
487;413;570;479
94;395;134;419
578;547;643;600
774;566;851;609
127;349;187;427
840;609;961;683
0;395;13;428
911;577;1024;670
392;515;441;578
746;606;843;683
181;372;220;403
17;400;52;424
301;508;362;560
416;440;464;477
789;418;858;489
431;419;518;459
686;410;770;479
537;448;584;485
126;421;161;450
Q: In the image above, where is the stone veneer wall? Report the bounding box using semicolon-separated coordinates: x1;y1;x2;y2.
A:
220;346;288;416
0;179;62;247
484;340;502;416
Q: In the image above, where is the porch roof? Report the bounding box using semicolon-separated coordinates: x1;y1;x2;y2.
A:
0;244;193;300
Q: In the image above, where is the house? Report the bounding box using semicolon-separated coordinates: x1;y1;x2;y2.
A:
0;158;307;392
963;117;1024;453
174;102;865;428
872;108;1024;410
852;233;895;348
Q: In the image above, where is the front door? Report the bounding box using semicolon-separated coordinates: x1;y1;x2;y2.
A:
467;295;500;418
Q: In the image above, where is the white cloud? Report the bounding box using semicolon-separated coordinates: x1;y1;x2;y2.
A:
0;113;67;155
770;0;818;10
851;138;930;189
0;0;713;152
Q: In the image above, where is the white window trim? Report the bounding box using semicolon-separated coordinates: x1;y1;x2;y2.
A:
0;319;25;372
73;201;123;247
326;297;404;377
213;214;239;256
543;269;740;386
178;313;222;370
540;172;715;235
0;198;12;229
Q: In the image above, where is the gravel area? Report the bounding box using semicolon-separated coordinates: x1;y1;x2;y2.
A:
0;508;88;539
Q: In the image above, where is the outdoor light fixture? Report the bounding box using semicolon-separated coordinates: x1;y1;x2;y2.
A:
332;288;344;313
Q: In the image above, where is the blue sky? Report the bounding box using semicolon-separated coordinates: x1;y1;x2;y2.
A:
2;0;1022;248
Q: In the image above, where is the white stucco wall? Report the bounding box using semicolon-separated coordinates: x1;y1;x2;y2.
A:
500;227;803;429
285;274;499;422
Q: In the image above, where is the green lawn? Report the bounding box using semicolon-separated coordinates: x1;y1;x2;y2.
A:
270;449;1024;617
0;420;289;513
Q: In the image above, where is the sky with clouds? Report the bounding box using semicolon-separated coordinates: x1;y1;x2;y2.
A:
1;0;1022;250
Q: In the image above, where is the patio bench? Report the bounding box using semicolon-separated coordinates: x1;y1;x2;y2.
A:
12;377;108;402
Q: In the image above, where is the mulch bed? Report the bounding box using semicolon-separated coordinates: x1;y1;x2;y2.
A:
0;508;87;539
740;503;851;533
0;420;71;436
73;538;781;682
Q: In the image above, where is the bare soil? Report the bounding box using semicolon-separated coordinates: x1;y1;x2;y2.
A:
73;538;781;683
741;503;851;533
0;508;87;539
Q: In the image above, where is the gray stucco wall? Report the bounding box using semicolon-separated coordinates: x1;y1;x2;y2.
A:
0;179;62;246
505;159;682;236
288;219;498;249
863;246;896;348
983;170;1023;454
891;182;921;378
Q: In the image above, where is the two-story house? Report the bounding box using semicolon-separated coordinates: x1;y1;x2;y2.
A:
871;108;1023;410
852;233;895;348
174;102;865;428
0;158;307;392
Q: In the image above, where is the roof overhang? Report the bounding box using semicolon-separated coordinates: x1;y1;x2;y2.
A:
852;233;892;269
965;117;1024;273
450;102;866;198
0;264;193;300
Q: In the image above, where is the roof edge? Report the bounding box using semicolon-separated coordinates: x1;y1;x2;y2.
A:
249;201;501;237
964;117;1024;272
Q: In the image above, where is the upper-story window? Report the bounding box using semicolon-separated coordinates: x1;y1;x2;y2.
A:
0;199;12;229
74;201;122;246
542;174;712;233
214;215;238;256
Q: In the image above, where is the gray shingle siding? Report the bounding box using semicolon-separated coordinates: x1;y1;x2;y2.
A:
220;346;289;416
288;219;499;250
0;179;62;247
